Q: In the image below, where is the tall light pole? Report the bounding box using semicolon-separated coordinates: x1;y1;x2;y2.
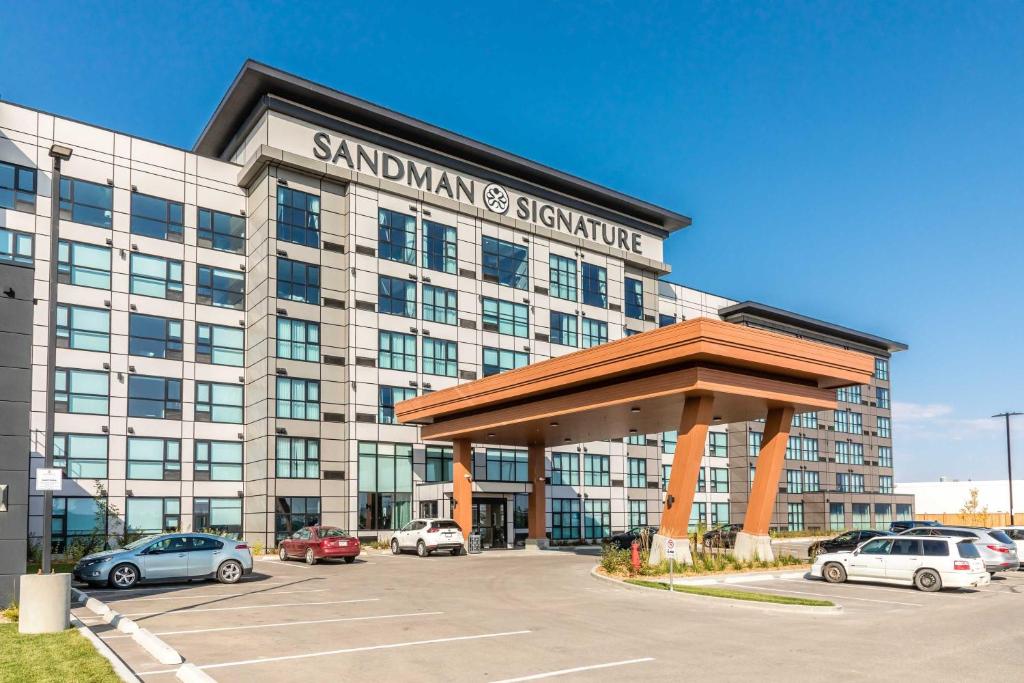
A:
992;412;1021;526
42;143;73;574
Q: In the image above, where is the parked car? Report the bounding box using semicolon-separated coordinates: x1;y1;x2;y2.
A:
279;526;360;565
811;535;990;591
391;519;465;557
899;526;1020;573
606;526;659;550
808;530;892;557
994;526;1024;565
889;519;941;534
702;523;743;548
73;533;252;589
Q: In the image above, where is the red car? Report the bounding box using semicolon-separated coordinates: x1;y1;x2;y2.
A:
278;526;361;565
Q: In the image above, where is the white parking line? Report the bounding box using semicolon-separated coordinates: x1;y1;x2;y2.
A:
778;578;943;596
255;559;313;569
104;610;444;639
138;630;532;675
740;584;923;607
82;597;381;620
492;657;656;682
84;581;290;595
88;588;327;602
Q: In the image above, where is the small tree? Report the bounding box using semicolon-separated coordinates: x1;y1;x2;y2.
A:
959;487;989;526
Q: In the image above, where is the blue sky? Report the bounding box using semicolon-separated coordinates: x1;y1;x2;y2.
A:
3;1;1022;482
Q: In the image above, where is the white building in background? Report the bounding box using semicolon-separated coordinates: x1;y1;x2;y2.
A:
897;480;1024;515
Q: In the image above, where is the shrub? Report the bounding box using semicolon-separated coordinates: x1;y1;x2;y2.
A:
1;602;18;622
251;542;264;557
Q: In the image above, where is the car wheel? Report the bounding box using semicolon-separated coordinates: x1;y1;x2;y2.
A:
278;546;289;561
343;556;356;564
305;548;317;566
391;539;400;555
915;568;942;592
450;547;462;556
217;560;243;584
417;540;428;557
822;562;847;584
110;563;139;589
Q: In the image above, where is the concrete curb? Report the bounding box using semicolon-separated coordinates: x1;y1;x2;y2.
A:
71;615;142;683
133;628;184;665
75;588;184;665
176;663;217;683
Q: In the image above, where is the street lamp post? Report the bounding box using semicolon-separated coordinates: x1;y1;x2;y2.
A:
42;144;73;574
993;412;1021;526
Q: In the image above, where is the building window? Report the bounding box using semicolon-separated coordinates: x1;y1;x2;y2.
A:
836;385;862;404
130;192;183;242
59;177;112;228
481;236;528;289
896;504;912;521
582;319;608;348
484;448;527;482
658;314;677;327
852;503;870;530
195;441;243;481
482;347;528;377
804;471;820;492
277;318;320;361
276;377;320;420
275;437;320;479
56;305;109;352
661;464;672;491
629;500;648;528
276;186;320;247
787;503;804;531
194;498;242;536
549;255;577;301
425;445;453;483
792;412;818;429
55;368;108;415
696;468;707;492
198;207;245;253
196;323;244;366
879;475;894;494
550;311;578;347
662;431;677;454
53;434;107;479
874;503;892;527
482;298;529;337
829;503;845;530
128;375;182;419
627;458;646;488
422;338;457;377
357;442;413;530
379;386;416;424
624;277;643;319
379;208;416;264
584;454;610;487
583;499;611;540
835;441;864;465
748;431;763;457
581;263;607;308
551;452;579;486
129;314;183;360
422;220;456;273
0;228;33;264
786;469;804;493
709;467;729;493
51;497;104;553
126;438;181;480
689;503;707;533
837;473;865;493
708;432;727;457
0;161;36;212
277;258;320;304
197;266;245;309
874;358;889;380
786;436;819;461
195;382;243;423
422;284;457;325
877;416;892;438
551;499;581;540
878;446;893;468
275;497;320;542
379;276;416;317
130;253;183;300
711;502;729;526
834;410;863;434
876;387;890;409
379;331;416;371
626;433;644;445
58;240;110;289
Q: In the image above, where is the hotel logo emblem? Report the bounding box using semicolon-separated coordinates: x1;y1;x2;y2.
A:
483;183;510;215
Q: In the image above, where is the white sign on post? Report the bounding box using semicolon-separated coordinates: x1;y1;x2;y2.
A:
35;468;63;492
666;538;676;592
665;538;676;557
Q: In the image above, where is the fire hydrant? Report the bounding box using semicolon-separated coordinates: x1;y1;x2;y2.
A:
630;540;641;571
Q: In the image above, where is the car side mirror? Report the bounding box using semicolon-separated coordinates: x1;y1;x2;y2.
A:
852;549;860;556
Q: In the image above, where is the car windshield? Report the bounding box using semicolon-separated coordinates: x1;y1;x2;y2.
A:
122;534;161;550
434;520;461;530
957;541;981;558
988;530;1014;544
319;528;349;538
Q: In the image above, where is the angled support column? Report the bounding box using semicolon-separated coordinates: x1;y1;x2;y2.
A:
452;439;473;547
649;394;715;565
526;443;548;551
734;405;796;562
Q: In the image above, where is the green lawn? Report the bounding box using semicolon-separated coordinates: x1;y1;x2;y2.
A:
624;579;834;607
0;623;119;682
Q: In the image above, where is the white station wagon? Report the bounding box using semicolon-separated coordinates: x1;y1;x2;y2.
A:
811;535;990;592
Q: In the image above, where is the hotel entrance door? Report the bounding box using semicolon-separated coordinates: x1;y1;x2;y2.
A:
472;498;507;549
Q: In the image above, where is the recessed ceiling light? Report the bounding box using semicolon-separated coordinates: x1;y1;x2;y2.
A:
630;407;641;413
487;433;495;438
563;437;571;442
549;421;559;427
629;428;638;433
713;416;722;421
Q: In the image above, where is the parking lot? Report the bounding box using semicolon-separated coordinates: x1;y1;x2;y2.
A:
75;550;1024;682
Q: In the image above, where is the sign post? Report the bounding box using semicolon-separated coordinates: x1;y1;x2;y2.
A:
665;538;676;592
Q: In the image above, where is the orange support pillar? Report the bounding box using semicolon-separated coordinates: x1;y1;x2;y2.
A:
735;405;796;561
527;443;547;549
452;439;473;545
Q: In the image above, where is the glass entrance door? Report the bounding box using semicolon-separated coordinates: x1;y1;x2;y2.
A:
472;498;507;549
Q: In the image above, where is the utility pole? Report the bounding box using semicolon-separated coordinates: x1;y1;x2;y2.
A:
992;412;1021;526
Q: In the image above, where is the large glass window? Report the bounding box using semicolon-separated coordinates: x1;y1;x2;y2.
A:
422;220;456;273
195;441;243;481
194;498;242;536
276;377;320;420
836;385;862;404
197;266;245;309
829;503;846;530
880;476;894;494
551;452;579;486
837;473;866;493
484;448;527;482
0;228;33;265
663;431;678;455
708;431;728;457
58;240;110;289
629;500;648;528
130;192;183;241
786;436;819;461
874;358;889;380
277;258;320;304
876;387;890;409
51;497;104;553
834;410;863;434
127;438;181;480
277;186;320;247
275;497;320;542
549;255;577;301
786;469;804;493
357;442;413;530
624;277;643;319
581;263;607;308
128;375;182;419
422;338;457;377
584;454;610;486
276;437;320;479
747;431;763;456
482;298;528;337
56;305;109;352
198;207;246;253
196;323;244;366
711;502;729;526
59;177;112;228
709;467;729;493
131;253;184;300
584;499;611;540
852;502;871;530
877;416;892;438
582;319;608;348
0;161;36;212
55;369;108;414
793;412;818;429
379;208;416;264
379;386;416;424
689;503;708;532
379;276;416;317
129;314;183;359
896;504;913;521
482;347;528;377
804;470;820;492
481;236;528;289
659;314;677;327
195;382;243;423
878;446;893;468
551;498;581;540
835;441;864;465
787;503;805;531
550;311;578;347
422;284;457;325
53;434;107;479
379;331;416;371
277;318;320;361
425;445;453;483
627;458;646;488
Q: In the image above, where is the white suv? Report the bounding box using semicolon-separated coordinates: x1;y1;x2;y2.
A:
391;519;465;557
811;535;990;591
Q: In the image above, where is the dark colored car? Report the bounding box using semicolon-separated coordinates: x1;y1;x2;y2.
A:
606;526;659;550
279;525;360;565
808;529;892;556
702;523;743;549
889;519;941;534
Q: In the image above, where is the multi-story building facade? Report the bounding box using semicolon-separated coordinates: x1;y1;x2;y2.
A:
0;61;911;563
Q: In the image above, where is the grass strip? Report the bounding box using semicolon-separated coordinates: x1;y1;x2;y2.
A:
0;623;120;683
624;579;834;607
